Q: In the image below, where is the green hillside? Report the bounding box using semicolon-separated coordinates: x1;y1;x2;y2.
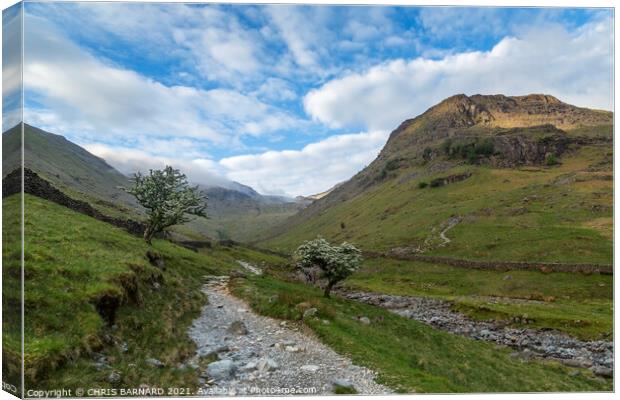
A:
1;193;270;389
259;95;613;265
3;124;137;215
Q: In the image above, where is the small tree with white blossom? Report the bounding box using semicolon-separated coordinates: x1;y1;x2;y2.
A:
294;237;362;298
123;166;207;244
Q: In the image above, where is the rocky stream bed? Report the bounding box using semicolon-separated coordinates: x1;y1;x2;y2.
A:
339;290;613;378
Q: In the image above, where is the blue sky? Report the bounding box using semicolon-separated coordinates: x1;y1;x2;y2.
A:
2;3;614;196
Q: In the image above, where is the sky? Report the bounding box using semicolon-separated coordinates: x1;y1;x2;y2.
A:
2;2;614;196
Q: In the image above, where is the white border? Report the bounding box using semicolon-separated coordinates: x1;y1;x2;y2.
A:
0;1;616;400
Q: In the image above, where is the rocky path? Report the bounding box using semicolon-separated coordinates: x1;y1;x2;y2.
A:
340;291;613;378
438;216;461;246
187;275;391;396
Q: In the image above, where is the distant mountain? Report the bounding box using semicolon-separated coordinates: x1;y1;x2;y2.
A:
2;124;303;241
259;94;613;265
295;182;343;203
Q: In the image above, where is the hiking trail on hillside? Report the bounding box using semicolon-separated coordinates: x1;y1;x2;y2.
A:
187;271;391;395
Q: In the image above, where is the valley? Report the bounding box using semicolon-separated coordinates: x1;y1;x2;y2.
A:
2;93;614;394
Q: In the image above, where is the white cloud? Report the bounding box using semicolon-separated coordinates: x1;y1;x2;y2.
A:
83;142;231;189
219;130;389;196
23;14;300;145
304;17;613;131
28;2;263;84
255;78;297;102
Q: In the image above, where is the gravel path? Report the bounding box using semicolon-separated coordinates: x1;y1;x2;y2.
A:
438;216;461;246
187;275;392;396
340;290;613;378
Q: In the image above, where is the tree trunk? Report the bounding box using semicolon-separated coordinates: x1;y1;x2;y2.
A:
143;225;155;244
324;280;336;298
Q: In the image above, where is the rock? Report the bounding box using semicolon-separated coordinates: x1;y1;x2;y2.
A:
227;321;249;335
145;358;164;368
206;360;236;380
242;361;258;371
503;275;512;281
562;358;587;368
152;282;161;291
591;366;613;378
303;308;318;319
92;353;110;371
300;364;320;373
358;316;371;325
332;378;355;390
230;269;247;279
285;345;300;352
118;341;129;353
146;250;166;271
106;371;121;384
257;358;279;372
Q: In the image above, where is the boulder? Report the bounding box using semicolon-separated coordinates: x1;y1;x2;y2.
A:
300;365;320;373
303;308;318;319
146;250;166;271
332;378;355;390
591;366;613;378
257;358;279;372
106;371;121;384
358;316;371;325
206;360;236;380
145;358;164;368
227;321;249;335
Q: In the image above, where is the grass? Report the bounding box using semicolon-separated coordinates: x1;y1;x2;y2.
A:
1;194;257;391
261;144;612;265
2;191;22;392
345;258;613;340
230;272;611;393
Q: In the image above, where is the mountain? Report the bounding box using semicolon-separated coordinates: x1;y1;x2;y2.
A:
295;182;344;203
3;124;140;215
2;124;303;241
258;94;613;265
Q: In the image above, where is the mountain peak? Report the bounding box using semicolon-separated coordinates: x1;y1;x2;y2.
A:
384;93;611;153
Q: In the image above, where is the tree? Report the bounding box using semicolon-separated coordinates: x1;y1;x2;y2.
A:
123;166;207;244
294;237;362;298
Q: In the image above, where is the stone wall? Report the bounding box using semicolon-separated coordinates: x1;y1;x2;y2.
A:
364;251;612;275
3;168;146;236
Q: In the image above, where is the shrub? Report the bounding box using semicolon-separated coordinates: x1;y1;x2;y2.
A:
545;153;559;166
418;182;428;189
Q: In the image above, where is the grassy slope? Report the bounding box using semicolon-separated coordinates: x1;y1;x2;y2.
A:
184;202;302;243
230;272;611;393
261;143;612;265
2;191;22;390
345;258;612;340
2;195;612;393
2;194;267;390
